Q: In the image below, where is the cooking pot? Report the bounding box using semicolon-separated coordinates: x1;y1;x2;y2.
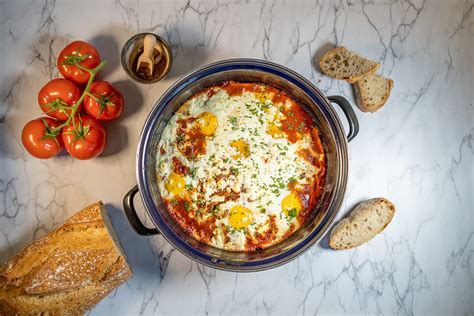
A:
123;59;358;272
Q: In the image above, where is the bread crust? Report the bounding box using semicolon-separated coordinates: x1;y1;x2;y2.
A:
0;201;133;315
353;75;394;112
329;198;395;250
319;46;380;83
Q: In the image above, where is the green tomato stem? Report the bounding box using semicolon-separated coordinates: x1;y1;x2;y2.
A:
50;60;108;134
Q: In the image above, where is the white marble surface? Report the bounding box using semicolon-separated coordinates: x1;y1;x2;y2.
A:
1;0;473;314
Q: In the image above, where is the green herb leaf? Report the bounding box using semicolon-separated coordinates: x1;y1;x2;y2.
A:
184;201;191;211
230;167;239;176
188;167;197;178
228;116;238;130
287;208;298;219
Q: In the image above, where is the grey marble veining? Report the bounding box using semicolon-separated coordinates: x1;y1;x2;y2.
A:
0;0;473;315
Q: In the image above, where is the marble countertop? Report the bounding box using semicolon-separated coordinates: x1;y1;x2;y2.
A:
1;0;473;314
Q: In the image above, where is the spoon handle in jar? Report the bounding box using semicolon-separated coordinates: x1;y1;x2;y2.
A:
142;34;156;60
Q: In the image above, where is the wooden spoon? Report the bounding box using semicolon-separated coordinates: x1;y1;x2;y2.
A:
136;34;156;75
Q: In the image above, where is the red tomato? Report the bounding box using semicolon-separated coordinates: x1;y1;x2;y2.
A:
61;115;106;160
22;117;64;159
84;81;124;120
38;78;82;121
57;41;101;85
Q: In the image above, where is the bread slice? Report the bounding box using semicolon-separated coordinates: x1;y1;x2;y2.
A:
353;74;394;112
329;198;395;250
0;201;133;315
319;46;380;83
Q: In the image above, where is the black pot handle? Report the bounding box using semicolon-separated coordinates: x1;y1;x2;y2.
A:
327;95;359;142
123;185;160;236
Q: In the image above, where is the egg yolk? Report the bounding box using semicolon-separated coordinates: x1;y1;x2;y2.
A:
229;205;254;229
255;92;270;109
230;139;250;159
197;112;218;136
281;192;302;216
165;172;186;196
267;121;285;139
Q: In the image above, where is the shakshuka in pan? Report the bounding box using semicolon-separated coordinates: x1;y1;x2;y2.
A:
156;82;326;251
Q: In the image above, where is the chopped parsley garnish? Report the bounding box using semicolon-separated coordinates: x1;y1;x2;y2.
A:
298;121;306;132
183;201;191;211
188;167;197;178
230;167;239;176
228;116;238;130
185;184;193;190
176;134;185;142
285;208;298;225
271;176;286;189
258;102;270;111
209;205;220;215
257;205;267;214
287;208;298;219
226;224;245;235
245;101;266;125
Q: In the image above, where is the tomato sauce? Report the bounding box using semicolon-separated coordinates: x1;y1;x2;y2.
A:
296;148;318;167
172;156;189;175
159;146;166;155
176;117;195;128
245;215;278;251
220;82;264;96
311;127;324;154
164;198;216;244
176;119;207;160
280;102;312;143
212;190;240;202
296;168;326;225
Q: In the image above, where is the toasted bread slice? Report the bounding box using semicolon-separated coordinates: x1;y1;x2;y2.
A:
329;198;395;250
353;74;394;112
319;46;380;83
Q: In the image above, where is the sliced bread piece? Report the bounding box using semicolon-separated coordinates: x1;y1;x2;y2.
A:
329;197;395;250
319;46;380;83
353;74;394;112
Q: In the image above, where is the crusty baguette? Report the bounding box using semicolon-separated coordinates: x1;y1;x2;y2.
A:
329;198;395;250
0;201;133;315
319;46;380;83
353;74;394;112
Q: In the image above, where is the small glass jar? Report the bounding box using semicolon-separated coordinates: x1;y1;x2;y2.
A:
121;32;173;84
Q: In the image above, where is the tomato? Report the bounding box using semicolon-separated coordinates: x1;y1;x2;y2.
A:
38;78;82;121
22;118;64;159
61;115;106;160
84;81;124;120
57;41;101;85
